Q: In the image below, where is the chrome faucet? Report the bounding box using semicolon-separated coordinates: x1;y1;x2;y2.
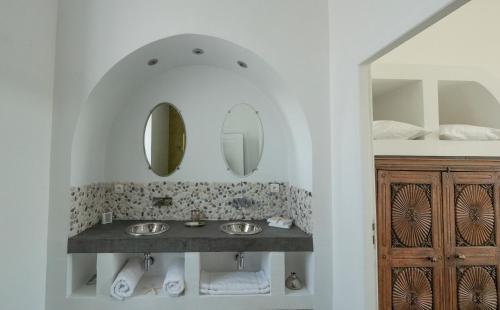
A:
144;253;154;272
235;252;245;270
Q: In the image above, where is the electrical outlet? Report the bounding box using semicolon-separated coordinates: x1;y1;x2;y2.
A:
114;183;124;193
269;183;280;193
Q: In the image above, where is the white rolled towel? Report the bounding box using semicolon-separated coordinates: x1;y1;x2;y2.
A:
110;257;144;300
162;258;185;297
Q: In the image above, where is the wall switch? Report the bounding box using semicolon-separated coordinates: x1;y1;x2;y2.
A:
114;183;124;193
269;183;280;193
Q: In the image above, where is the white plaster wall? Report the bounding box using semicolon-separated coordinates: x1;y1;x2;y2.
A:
0;0;57;309
44;0;471;309
47;1;331;309
104;65;289;182
439;80;500;128
372;64;500;144
372;0;500;140
329;0;466;308
370;65;500;156
377;0;500;79
70;33;308;189
373;81;424;126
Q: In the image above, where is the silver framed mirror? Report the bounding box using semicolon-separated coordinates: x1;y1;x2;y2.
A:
221;103;264;177
143;102;186;176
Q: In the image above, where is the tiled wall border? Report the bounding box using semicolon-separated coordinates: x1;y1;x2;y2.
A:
69;182;312;237
287;185;312;234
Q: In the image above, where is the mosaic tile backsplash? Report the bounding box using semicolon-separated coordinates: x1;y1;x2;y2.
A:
69;182;313;237
288;185;313;234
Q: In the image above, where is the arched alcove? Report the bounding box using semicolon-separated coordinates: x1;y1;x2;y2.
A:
66;33;315;302
71;34;312;189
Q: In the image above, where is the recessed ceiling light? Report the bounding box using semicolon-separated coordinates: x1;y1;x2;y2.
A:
192;48;204;55
147;58;158;66
237;60;248;68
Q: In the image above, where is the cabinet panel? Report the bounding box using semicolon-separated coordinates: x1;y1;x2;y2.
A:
377;170;444;309
456;265;498;310
391;183;433;249
377;170;443;259
381;258;444;310
443;172;498;254
446;261;499;310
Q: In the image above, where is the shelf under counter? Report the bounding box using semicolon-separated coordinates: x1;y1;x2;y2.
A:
67;220;313;253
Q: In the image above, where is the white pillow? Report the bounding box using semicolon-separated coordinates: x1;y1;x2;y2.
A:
373;120;430;140
440;124;500;140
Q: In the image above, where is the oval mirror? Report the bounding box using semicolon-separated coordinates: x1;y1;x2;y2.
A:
144;103;186;176
221;103;263;176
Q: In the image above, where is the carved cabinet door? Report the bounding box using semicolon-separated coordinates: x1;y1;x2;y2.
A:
377;170;444;310
443;172;500;310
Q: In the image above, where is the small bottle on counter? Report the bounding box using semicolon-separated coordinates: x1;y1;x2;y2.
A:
102;210;113;224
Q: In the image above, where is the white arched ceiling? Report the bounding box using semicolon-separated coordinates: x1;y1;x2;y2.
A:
71;34;312;188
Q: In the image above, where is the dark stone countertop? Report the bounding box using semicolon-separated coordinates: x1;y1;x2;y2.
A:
67;220;313;253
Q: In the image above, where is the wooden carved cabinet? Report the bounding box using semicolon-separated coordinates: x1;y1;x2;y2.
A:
376;157;500;310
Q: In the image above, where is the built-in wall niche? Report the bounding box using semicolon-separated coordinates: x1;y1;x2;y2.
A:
200;252;271;273
67;253;97;297
284;252;314;296
199;252;272;296
438;80;500;129
372;79;424;127
96;253;185;299
66;252;314;308
371;64;500;156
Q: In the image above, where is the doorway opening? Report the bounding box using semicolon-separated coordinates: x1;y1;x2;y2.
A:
365;1;500;308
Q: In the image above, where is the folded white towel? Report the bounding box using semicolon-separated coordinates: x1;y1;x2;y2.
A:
200;287;270;295
162;258;185;297
110;257;144;300
200;270;270;295
269;222;292;229
200;271;269;290
267;216;293;228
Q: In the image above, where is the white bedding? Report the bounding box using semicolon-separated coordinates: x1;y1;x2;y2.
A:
373;120;430;140
440;124;500;140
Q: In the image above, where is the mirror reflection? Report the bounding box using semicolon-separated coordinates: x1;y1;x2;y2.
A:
222;103;264;176
144;103;186;176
